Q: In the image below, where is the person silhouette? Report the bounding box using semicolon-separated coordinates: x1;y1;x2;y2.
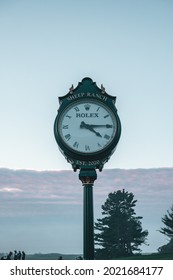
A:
6;251;13;260
17;251;22;260
22;251;26;260
14;250;18;260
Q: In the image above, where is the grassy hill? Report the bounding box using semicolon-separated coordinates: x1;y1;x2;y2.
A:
26;253;81;260
27;252;173;260
25;252;173;260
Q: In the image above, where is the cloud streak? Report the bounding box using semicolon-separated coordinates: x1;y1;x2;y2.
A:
0;167;173;215
0;187;23;193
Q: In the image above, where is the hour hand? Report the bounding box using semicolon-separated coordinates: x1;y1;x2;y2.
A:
80;121;102;137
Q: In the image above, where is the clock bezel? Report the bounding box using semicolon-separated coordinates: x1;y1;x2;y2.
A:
56;99;117;155
54;97;121;162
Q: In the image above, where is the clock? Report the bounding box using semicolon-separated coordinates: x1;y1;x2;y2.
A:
56;99;117;154
54;77;121;170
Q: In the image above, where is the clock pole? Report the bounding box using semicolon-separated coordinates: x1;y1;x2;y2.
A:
54;77;121;260
79;168;97;260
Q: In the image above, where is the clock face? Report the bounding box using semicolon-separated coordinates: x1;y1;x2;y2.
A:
57;100;117;154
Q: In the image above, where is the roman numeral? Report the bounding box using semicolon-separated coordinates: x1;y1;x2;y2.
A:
66;115;72;119
65;134;71;141
85;145;90;151
74;106;80;112
104;134;110;140
63;125;68;129
73;141;79;148
104;114;109;118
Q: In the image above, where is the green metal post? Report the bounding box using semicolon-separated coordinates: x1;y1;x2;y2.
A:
79;168;97;260
83;184;94;259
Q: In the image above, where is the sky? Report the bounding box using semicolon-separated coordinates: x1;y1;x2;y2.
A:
0;0;173;256
0;0;173;171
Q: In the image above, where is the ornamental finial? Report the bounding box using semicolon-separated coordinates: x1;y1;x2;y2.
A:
69;84;74;94
101;84;105;94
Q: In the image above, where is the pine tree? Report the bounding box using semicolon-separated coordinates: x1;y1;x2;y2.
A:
159;205;173;238
158;205;173;253
94;189;148;259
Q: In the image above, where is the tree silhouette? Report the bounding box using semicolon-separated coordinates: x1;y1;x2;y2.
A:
158;204;173;253
94;189;148;259
159;204;173;238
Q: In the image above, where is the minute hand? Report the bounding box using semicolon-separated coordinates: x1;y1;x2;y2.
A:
89;124;113;128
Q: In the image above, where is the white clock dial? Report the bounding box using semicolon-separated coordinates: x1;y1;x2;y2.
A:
58;100;117;154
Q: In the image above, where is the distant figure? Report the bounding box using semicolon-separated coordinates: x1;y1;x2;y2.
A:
14;250;18;260
17;251;22;260
58;256;63;260
22;251;26;260
6;251;13;260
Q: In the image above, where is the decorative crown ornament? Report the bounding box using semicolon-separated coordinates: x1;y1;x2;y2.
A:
84;104;91;111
